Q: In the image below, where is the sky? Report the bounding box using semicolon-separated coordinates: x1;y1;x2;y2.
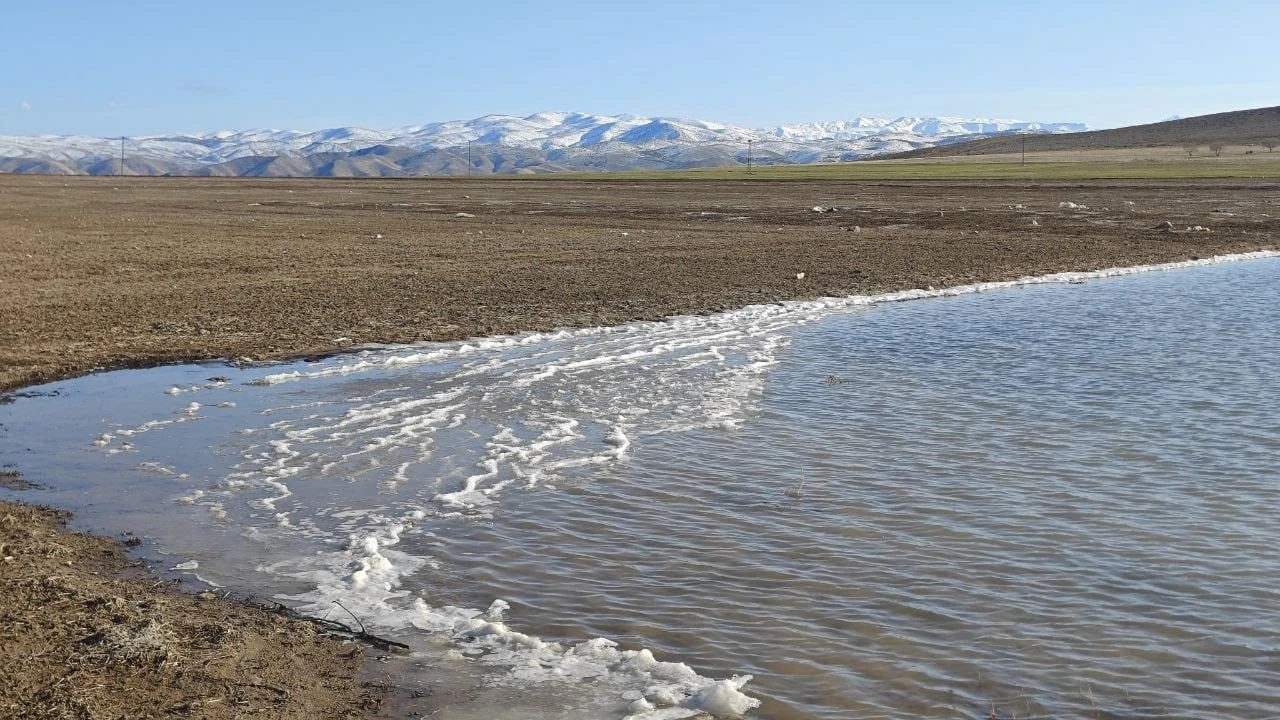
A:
3;1;1278;137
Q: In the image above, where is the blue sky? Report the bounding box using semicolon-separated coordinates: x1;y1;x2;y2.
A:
4;1;1278;137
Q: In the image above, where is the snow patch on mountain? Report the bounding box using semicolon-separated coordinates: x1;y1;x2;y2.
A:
0;111;1087;176
769;117;1084;142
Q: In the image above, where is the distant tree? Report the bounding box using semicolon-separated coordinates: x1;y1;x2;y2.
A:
1209;143;1225;157
1183;143;1197;158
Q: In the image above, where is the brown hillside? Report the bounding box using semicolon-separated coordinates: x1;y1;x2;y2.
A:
888;106;1280;158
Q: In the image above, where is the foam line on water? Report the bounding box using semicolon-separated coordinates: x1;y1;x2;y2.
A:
243;251;1279;393
267;511;760;719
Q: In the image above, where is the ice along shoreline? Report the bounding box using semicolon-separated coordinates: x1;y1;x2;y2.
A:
4;250;1279;719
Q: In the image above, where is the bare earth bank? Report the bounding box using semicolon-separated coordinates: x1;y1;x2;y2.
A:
0;499;384;719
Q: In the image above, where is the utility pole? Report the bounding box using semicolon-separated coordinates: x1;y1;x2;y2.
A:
467;140;472;177
120;136;126;176
1021;135;1026;166
746;138;754;174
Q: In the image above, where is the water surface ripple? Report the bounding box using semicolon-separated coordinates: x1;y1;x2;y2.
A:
3;255;1278;719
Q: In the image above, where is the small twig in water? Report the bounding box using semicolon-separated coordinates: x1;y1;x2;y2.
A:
332;599;366;635
249;598;410;652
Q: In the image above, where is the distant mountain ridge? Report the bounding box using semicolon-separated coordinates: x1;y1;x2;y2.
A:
884;106;1280;159
0;111;1087;176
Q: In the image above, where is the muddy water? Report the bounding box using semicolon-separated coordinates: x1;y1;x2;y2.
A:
3;254;1278;719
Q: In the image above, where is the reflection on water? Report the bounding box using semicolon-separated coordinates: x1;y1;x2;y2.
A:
3;254;1279;719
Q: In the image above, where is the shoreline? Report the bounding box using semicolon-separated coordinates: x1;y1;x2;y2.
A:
8;249;1279;400
1;175;1277;717
242;248;1280;393
4;175;1277;392
0;499;386;718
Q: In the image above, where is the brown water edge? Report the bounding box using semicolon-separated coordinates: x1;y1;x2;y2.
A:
0;175;1277;718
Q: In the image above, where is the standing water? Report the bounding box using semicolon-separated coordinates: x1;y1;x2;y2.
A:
3;253;1278;719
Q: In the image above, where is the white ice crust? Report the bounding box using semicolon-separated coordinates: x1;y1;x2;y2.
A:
88;251;1278;719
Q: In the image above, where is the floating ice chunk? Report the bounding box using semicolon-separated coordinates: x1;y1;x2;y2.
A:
137;461;176;476
177;490;204;505
173;560;199;571
434;458;500;508
685;675;759;716
604;425;631;459
627;697;657;715
105;441;135;455
485;598;509;621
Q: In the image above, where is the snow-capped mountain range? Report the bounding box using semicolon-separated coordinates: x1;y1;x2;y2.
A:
0;111;1087;176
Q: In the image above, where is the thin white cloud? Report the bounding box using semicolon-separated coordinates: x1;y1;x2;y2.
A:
19;100;31;111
